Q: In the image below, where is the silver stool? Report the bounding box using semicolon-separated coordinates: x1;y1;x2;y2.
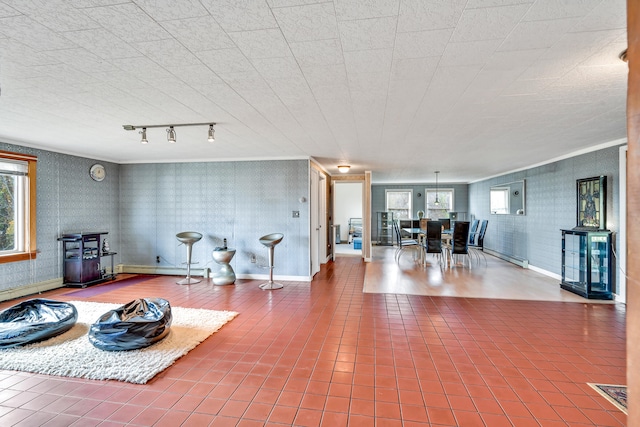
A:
259;233;284;290
176;231;202;285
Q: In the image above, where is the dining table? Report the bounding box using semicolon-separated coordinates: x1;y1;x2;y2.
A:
401;227;452;265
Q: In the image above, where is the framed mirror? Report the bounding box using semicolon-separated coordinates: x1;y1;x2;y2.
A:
490;180;525;215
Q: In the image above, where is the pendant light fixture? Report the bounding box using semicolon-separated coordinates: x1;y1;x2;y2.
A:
434;171;440;206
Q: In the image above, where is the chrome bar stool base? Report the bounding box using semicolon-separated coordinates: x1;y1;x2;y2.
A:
259;282;283;290
177;276;201;285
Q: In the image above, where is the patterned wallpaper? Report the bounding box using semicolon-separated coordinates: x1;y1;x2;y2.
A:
0;141;310;290
0;142;120;290
119;159;310;278
468;145;622;290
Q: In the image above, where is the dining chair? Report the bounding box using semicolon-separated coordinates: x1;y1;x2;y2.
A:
468;219;480;245
424;220;444;266
439;218;451;232
449;221;471;268
393;220;420;262
469;220;488;264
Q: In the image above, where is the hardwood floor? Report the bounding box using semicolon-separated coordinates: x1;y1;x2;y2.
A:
363;246;616;303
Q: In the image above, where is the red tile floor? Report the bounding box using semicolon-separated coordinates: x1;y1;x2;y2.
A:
0;256;627;426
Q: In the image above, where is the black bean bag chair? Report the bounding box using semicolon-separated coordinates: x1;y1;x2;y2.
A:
0;299;78;348
88;298;172;351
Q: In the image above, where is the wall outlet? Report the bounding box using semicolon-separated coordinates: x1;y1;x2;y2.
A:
292;210;300;218
250;254;256;263
156;255;160;263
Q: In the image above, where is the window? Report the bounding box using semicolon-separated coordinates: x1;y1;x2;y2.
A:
490;187;510;214
425;188;454;219
385;189;412;219
0;150;37;264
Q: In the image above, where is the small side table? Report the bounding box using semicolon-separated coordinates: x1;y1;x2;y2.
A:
101;252;118;280
212;248;236;286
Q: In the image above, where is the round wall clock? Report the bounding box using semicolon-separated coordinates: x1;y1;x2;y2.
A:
90;163;106;181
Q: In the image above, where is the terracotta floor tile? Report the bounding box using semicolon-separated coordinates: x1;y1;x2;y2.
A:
0;255;627;426
268;405;297;424
400;404;428;422
293;408;322;426
300;393;326;410
320;411;349;427
323;395;348;413
350;398;375;416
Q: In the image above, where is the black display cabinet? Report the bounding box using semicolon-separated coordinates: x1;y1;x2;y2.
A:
58;232;116;287
560;229;613;300
377;212;394;246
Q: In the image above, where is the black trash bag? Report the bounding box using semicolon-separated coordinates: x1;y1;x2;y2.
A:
0;299;78;348
88;298;172;351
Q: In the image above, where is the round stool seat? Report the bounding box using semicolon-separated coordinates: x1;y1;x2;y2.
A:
259;233;283;247
176;232;202;244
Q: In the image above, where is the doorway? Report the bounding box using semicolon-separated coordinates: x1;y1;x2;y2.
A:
333;181;363;257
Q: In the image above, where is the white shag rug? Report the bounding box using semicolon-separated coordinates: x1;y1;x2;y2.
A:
0;301;238;384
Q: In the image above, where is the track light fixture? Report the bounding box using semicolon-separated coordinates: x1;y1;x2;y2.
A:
122;122;217;144
167;126;176;143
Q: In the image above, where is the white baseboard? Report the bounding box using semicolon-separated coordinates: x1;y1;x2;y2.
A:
118;265;311;282
484;248;529;268
528;264;561;281
0;278;64;303
614;293;625;303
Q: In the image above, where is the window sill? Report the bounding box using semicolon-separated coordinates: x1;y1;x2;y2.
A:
0;252;38;264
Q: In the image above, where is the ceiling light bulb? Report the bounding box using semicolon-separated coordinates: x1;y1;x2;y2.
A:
208;124;215;142
140;128;148;144
167;126;176;143
619;49;628;62
338;165;350;173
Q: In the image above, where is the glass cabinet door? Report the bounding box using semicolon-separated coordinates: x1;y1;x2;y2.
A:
589;234;610;292
563;232;586;285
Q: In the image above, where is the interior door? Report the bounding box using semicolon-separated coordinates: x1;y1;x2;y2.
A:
319;175;327;264
311;169;320;277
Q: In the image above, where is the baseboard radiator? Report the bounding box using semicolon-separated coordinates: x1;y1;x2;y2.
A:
118;264;211;278
0;278;64;303
484;248;529;268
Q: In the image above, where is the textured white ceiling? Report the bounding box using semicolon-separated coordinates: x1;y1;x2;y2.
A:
0;0;628;183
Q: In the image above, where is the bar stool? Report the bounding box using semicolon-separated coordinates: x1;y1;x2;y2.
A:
258;233;284;290
176;231;202;285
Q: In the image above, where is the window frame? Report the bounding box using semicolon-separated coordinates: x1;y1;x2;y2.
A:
0;150;37;264
385;189;413;219
425;188;455;219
